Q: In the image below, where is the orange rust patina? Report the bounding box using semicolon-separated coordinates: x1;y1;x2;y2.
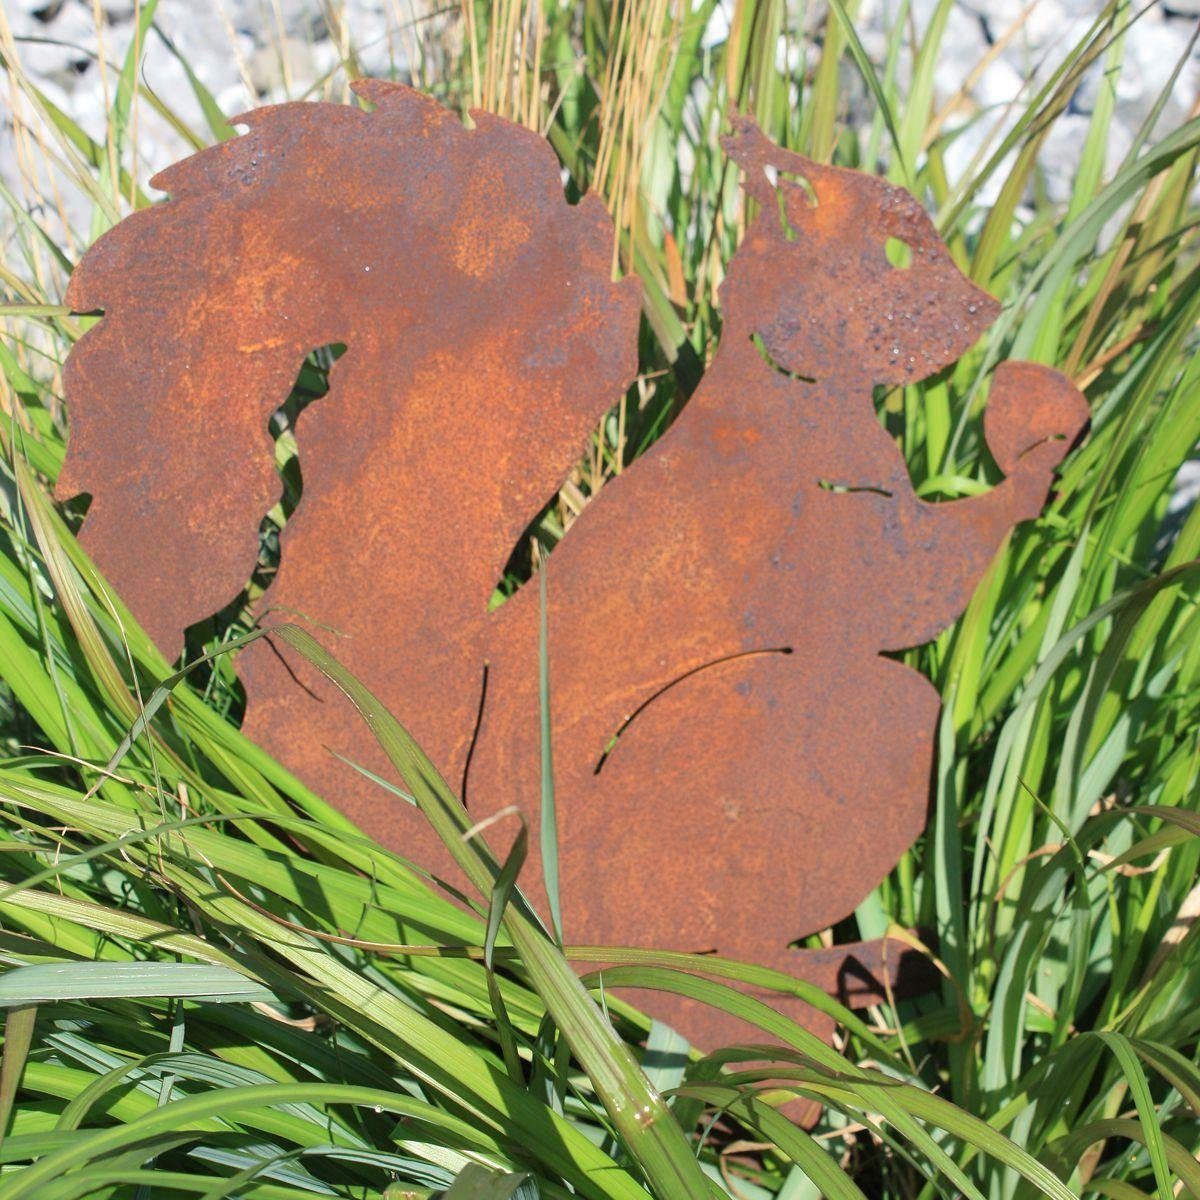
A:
59;84;1089;1053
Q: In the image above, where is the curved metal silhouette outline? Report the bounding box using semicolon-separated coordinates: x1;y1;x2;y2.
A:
58;83;1090;1053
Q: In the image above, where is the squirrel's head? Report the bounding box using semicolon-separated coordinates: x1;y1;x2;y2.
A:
720;117;999;387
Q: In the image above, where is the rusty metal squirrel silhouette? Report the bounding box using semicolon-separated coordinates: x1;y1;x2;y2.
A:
57;84;1089;1050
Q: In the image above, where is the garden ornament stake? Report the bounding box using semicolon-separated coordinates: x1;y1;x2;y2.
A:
59;82;1089;1052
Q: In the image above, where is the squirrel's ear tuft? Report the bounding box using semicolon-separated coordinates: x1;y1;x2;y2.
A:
721;115;780;204
722;116;826;209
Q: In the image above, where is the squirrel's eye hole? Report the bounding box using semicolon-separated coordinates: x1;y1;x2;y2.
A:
885;237;913;269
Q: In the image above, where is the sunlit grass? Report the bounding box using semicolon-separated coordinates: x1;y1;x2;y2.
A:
0;1;1196;1197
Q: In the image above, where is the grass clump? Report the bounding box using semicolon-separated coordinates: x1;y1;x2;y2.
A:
0;1;1197;1198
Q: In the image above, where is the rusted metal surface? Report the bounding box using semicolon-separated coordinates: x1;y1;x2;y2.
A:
59;89;1089;1054
60;80;640;663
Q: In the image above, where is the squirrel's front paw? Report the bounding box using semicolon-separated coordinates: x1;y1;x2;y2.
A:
983;361;1090;478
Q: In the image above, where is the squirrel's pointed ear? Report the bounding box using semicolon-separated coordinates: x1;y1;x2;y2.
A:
720;115;778;204
721;116;826;208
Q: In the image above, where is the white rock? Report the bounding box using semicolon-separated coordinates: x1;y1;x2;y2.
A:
150;0;254;116
701;4;730;51
941;113;1013;207
2;2;43;41
65;77;111;145
856;0;896;43
216;81;252;119
1169;461;1200;515
12;0;98;83
1039;113;1094;204
138;53;219;157
973;54;1025;110
349;13;408;78
225;0;324;39
935;7;989;102
249;35;319;96
1117;17;1197;132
